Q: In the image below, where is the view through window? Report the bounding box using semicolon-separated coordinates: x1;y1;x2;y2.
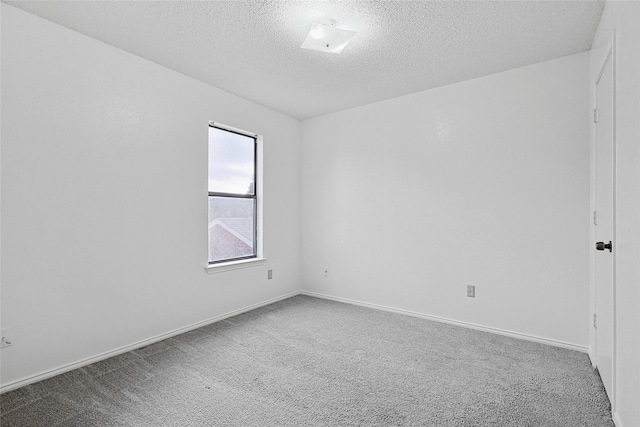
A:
208;125;257;264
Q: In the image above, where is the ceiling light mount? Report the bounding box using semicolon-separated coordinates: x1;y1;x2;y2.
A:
301;19;356;54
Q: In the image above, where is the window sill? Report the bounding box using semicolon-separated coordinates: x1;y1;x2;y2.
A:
205;257;267;274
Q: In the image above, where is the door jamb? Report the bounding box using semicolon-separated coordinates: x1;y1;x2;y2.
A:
590;31;617;410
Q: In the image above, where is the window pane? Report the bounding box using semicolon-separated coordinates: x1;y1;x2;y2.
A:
208;127;255;195
208;196;256;263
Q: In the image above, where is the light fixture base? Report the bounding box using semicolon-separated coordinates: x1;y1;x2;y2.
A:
301;20;356;54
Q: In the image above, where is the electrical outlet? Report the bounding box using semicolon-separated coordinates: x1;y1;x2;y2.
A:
323;267;329;277
1;328;13;348
267;269;273;280
467;285;476;298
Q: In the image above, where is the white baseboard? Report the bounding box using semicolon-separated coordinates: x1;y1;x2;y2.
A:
613;412;624;427
300;290;589;354
0;291;299;394
588;348;596;366
1;289;592;394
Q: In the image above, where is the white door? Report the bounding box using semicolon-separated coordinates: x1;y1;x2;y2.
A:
594;48;615;402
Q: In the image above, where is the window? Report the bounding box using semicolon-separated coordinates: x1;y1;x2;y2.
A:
208;123;261;265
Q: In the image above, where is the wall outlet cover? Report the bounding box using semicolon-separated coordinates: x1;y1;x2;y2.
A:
467;285;476;298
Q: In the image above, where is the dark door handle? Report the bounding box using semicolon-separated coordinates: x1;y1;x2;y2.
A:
596;241;612;252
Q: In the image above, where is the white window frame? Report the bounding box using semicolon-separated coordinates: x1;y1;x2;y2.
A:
205;121;265;273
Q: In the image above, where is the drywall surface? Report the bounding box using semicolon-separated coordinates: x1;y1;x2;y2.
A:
2;1;604;120
590;2;640;426
301;52;590;349
1;4;301;387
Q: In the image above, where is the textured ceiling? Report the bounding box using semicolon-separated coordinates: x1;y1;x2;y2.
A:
4;1;604;120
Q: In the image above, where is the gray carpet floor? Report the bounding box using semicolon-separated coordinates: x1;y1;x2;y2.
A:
0;295;614;426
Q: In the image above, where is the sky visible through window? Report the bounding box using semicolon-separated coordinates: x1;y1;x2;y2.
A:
208;127;254;195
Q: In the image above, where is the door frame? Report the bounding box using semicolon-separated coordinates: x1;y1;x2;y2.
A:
589;31;617;409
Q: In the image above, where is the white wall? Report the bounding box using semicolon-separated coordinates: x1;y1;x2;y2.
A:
590;2;640;426
301;52;591;349
4;3;633;414
0;4;301;388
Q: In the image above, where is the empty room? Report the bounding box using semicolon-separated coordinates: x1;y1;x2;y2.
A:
1;0;639;426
